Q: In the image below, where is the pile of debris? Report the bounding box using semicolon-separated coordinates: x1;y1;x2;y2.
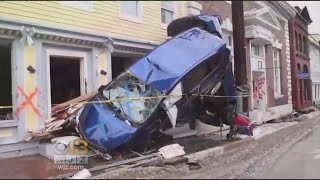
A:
25;92;97;142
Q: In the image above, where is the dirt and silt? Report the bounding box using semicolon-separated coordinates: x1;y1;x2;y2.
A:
92;116;319;179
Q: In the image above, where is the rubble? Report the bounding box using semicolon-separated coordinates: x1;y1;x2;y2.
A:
25;92;97;142
158;144;185;159
71;169;91;179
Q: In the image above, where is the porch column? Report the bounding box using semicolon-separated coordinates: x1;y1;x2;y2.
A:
97;49;112;88
22;41;40;133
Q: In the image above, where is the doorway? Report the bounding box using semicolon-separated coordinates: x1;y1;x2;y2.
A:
111;55;140;79
50;56;81;105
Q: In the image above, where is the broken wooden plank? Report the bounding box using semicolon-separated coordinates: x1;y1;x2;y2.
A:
46;120;62;130
29;127;63;138
67;104;84;114
55;110;69;119
51;91;97;114
45;117;58;123
51;119;67;130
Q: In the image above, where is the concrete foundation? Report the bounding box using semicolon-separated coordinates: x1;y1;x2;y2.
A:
249;104;293;125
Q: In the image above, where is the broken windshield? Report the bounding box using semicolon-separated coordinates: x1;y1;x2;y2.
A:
102;71;162;125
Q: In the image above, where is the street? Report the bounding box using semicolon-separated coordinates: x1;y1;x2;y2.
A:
261;125;320;179
93;117;320;179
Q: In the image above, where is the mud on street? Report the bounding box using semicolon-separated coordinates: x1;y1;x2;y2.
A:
93;116;320;179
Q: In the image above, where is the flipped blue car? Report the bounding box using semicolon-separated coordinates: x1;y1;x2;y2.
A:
78;16;237;153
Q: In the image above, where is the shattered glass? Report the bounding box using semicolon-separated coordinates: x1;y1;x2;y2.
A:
102;71;162;125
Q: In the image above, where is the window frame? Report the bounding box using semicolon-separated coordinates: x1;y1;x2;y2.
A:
295;31;298;51
273;49;282;98
119;1;143;23
228;36;233;47
160;1;177;29
251;43;263;58
298;33;302;52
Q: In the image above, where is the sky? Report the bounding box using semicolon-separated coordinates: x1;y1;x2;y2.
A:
287;1;320;34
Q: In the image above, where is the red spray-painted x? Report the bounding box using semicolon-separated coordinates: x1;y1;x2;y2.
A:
16;86;41;118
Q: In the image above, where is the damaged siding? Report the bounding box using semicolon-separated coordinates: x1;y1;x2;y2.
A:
0;1;187;44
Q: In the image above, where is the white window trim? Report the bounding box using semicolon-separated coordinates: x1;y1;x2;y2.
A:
251;43;264;58
160;1;178;30
119;1;143;23
59;1;94;12
273;49;283;99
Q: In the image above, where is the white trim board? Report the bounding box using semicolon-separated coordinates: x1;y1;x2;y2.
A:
45;48;89;118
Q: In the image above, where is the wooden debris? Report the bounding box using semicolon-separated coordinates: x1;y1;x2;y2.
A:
26;92;94;142
45;117;57;123
51;91;97;114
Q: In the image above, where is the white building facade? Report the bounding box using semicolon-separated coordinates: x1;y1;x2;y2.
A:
309;34;320;104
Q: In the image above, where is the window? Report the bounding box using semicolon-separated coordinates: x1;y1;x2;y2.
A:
60;1;93;11
302;36;306;54
223;35;233;47
303;65;311;101
120;1;142;21
303;36;307;54
295;31;298;51
251;43;262;57
316;85;318;100
318;84;320;100
0;40;13;121
161;1;174;25
273;50;278;59
228;36;233;47
273;49;281;97
299;33;302;52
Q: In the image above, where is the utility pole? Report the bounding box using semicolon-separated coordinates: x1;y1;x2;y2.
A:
232;1;249;113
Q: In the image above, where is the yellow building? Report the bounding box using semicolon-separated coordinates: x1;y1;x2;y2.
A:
0;1;202;158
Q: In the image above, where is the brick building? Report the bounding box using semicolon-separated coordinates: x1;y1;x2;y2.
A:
288;6;313;111
199;1;297;124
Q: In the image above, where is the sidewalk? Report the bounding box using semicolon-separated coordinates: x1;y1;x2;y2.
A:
0;155;76;179
0;154;106;179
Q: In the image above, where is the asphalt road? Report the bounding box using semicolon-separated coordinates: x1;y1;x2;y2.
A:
261;126;320;179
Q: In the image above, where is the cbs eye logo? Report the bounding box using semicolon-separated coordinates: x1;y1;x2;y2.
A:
54;140;88;155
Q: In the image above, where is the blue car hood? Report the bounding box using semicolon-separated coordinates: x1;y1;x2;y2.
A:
129;27;226;94
78;95;137;152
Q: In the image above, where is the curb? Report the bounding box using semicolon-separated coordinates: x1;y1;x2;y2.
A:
184;137;255;162
184;119;320;163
